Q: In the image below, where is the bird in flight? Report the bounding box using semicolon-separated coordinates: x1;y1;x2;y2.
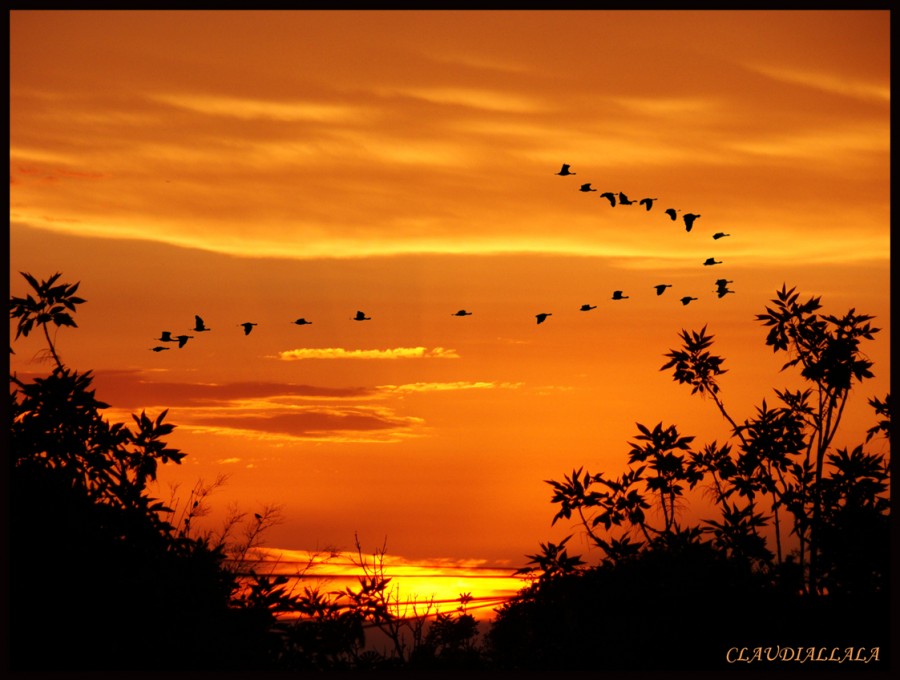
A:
653;284;672;296
617;192;635;206
579;304;597;311
293;318;313;325
703;258;723;266
535;313;552;324
639;197;658;211
157;331;177;343
353;310;372;321
715;278;735;298
175;334;193;348
239;322;258;335
193;315;211;332
683;213;701;232
150;346;170;352
664;208;680;221
712;232;731;240
452;309;473;316
579;183;597;192
556;163;575;176
679;296;699;306
599;192;617;207
611;290;630;300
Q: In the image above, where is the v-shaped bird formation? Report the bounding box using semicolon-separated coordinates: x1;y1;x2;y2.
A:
148;162;736;348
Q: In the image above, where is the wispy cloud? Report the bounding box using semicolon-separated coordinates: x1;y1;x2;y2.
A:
85;369;474;444
277;347;460;361
378;381;523;393
747;64;890;103
149;92;365;123
399;86;546;113
183;408;426;444
88;370;374;408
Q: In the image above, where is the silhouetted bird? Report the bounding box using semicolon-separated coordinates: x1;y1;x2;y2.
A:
714;278;733;287
612;290;629;300
618;192;634;205
654;284;672;296
535;313;552;324
193;315;211;332
679;296;699;306
239;322;258;335
353;310;371;321
175;334;193;348
703;258;723;266
579;304;597;311
150;346;170;352
293;318;313;325
452;310;473;316
579;183;597;192
715;287;735;298
157;331;177;343
683;213;701;232
556;163;575;176
639;197;658;211
599;192;617;207
664;208;680;221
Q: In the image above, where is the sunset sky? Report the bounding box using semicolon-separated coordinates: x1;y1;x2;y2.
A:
9;10;890;615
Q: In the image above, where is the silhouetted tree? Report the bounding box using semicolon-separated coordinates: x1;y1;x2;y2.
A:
489;285;889;670
8;273;293;669
8;272;491;671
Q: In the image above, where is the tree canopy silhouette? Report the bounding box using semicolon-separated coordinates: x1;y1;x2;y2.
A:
489;284;889;670
9;273;294;669
8;272;485;671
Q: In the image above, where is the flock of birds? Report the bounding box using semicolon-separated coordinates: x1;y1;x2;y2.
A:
149;163;735;350
531;163;736;323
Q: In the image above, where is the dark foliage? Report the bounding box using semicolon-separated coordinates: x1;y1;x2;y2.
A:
9;274;888;671
8;272;484;671
8;274;283;670
488;537;888;670
490;285;890;671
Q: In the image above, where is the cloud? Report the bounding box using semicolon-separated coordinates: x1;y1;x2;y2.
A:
398;86;546;113
378;381;523;393
277;347;460;361
747;64;890;103
82;369;430;444
150;92;364;123
87;370;374;409
185;408;425;444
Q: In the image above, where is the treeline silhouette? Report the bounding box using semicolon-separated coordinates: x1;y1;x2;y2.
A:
8;272;890;671
489;285;890;670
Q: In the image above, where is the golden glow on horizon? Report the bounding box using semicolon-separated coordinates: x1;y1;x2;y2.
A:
241;547;526;620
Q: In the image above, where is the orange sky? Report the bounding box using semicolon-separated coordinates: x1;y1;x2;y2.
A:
9;10;890;614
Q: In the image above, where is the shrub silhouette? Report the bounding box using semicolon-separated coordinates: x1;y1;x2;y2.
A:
489;285;889;670
8;272;486;671
8;273;292;669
